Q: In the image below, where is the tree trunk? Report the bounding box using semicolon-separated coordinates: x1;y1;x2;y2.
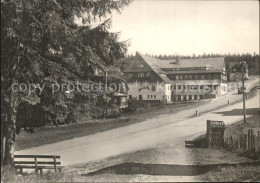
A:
3;103;17;167
1;121;6;166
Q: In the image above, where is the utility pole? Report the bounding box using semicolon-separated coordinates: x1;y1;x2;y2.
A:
239;61;246;124
242;65;246;124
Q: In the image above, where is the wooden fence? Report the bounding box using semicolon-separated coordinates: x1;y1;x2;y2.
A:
224;128;260;152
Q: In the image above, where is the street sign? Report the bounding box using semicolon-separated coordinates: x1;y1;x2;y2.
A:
206;120;225;148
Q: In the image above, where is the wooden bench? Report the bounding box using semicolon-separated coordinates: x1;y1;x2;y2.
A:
14;155;64;174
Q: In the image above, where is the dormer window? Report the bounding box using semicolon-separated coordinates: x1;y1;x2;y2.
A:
138;63;144;68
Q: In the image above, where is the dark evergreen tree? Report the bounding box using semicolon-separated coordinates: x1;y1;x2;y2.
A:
1;0;132;166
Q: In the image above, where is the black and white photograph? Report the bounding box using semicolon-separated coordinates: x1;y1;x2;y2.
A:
1;0;260;182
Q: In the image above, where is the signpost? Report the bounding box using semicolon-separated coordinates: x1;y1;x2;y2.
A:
206;120;225;148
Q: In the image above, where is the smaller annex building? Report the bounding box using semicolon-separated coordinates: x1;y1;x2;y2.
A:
227;61;249;82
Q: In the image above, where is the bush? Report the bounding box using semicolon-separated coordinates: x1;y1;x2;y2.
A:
1;166;75;183
127;99;138;112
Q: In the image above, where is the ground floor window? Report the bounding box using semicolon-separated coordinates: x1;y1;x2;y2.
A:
189;95;192;100
194;95;198;100
129;95;132;99
121;97;127;102
154;95;156;99
200;95;203;99
139;95;142;100
147;95;149;98
178;95;181;101
184;95;187;101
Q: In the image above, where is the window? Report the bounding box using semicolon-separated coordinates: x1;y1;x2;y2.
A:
201;74;205;79
189;75;193;79
194;95;198;100
146;72;150;77
180;75;183;80
178;85;182;90
129;95;132;99
189;95;192;100
176;75;179;80
205;74;210;79
151;95;153;98
184;75;188;79
214;85;218;90
154;95;156;99
121;97;127;102
139;95;143;100
138;63;144;68
178;95;181;101
195;75;199;80
126;73;134;78
200;85;204;90
184;95;187;101
174;85;176;90
214;74;219;79
152;86;156;91
138;73;145;77
200;95;203;100
147;95;149;98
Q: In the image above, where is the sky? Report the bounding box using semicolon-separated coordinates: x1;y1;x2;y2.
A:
109;0;259;56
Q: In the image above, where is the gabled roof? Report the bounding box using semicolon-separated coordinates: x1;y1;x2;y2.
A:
228;61;248;69
141;55;225;71
138;53;172;83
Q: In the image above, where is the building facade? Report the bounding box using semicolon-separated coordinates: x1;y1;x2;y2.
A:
124;53;172;103
124;53;228;102
227;61;249;82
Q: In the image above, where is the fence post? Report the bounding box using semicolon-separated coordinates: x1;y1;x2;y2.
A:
253;135;257;153
230;135;232;148
248;129;251;151
251;129;254;151
237;136;240;149
245;134;248;150
257;134;260;153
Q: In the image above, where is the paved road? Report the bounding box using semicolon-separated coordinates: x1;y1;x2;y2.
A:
16;78;259;166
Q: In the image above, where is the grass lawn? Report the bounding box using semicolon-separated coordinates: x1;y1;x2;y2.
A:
199;165;260;182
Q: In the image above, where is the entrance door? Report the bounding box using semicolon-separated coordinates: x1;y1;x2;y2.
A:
139;95;143;100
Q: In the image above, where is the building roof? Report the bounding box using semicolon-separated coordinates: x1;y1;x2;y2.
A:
228;61;248;69
165;69;224;74
138;53;172;83
139;54;225;72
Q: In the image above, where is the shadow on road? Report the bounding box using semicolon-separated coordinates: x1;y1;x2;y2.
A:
214;108;259;116
85;161;260;176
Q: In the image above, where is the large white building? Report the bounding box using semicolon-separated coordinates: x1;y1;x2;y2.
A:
124;53;172;103
124;53;228;102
